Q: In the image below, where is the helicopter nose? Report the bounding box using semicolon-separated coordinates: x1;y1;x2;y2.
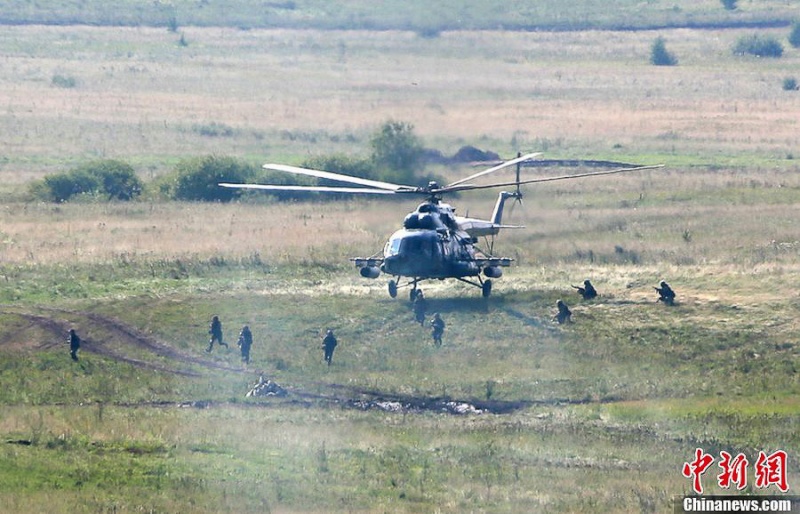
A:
383;254;404;274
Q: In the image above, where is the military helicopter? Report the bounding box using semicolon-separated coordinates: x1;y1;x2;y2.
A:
221;153;661;299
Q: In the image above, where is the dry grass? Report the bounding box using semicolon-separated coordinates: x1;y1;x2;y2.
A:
4;166;799;273
1;25;799;184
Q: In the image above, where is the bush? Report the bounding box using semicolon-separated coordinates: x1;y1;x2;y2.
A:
302;154;375;181
720;0;737;10
32;160;142;202
650;37;677;66
92;161;142;200
783;77;798;91
369;120;424;184
789;23;800;49
733;34;784;58
171;156;257;202
51;74;77;88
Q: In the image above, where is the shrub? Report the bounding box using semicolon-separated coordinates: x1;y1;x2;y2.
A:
783;77;798;91
97;161;144;200
720;0;737;10
302;154;375;181
51;74;77;88
370;120;424;184
171;156;257;202
40;170;99;202
192;122;235;137
789;23;800;49
650;37;677;66
733;34;783;58
32;160;142;202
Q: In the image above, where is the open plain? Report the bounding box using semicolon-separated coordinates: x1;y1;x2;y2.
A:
1;2;800;512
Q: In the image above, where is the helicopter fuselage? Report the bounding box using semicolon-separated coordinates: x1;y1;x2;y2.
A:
382;228;480;279
353;197;513;297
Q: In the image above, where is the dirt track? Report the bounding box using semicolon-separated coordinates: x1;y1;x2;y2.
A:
0;305;599;415
0;305;243;377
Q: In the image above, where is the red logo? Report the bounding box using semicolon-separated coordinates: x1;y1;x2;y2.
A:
683;449;789;494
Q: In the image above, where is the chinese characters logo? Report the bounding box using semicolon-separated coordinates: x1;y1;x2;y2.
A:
682;448;789;494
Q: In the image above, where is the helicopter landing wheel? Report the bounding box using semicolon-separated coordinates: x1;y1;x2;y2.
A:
482;279;493;298
388;279;398;298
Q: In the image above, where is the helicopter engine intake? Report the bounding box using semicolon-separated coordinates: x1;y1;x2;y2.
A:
359;266;381;279
484;266;503;279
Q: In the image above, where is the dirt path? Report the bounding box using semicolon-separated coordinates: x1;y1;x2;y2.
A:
0;305;605;415
0;305;244;377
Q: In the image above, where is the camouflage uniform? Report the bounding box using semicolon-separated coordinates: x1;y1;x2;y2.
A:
413;291;427;326
237;325;253;364
430;313;445;347
68;328;81;361
323;329;337;366
206;315;228;352
573;279;597;300
655;281;676;306
554;300;572;324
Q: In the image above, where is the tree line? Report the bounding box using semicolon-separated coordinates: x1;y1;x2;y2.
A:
29;121;436;203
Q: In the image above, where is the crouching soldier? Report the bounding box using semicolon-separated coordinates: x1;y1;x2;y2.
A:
237;325;253;365
655;281;676;306
430;313;445;347
572;279;597;300
554;300;572;324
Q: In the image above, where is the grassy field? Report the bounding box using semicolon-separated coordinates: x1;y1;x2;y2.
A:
1;22;799;185
0;0;798;31
1;5;800;513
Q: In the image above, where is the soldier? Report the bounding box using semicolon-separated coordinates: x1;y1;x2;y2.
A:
206;315;228;352
572;279;598;300
430;312;445;347
413;290;427;326
655;281;676;306
236;325;253;364
322;329;338;366
67;328;81;361
554;300;572;324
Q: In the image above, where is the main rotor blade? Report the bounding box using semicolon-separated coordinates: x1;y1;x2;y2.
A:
446;152;542;188
219;183;395;194
442;164;664;193
263;163;412;192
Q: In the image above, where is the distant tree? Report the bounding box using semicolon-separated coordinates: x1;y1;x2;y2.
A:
721;0;738;10
32;160;142;202
172;156;257;202
369;120;424;184
733;34;784;58
789;22;800;49
39;169;100;202
650;37;677;66
93;160;143;200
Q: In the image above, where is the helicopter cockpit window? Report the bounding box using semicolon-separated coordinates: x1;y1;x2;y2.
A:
386;237;402;256
395;235;433;258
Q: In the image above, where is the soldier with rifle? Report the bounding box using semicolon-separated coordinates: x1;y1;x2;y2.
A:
655;281;676;306
572;279;597;300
